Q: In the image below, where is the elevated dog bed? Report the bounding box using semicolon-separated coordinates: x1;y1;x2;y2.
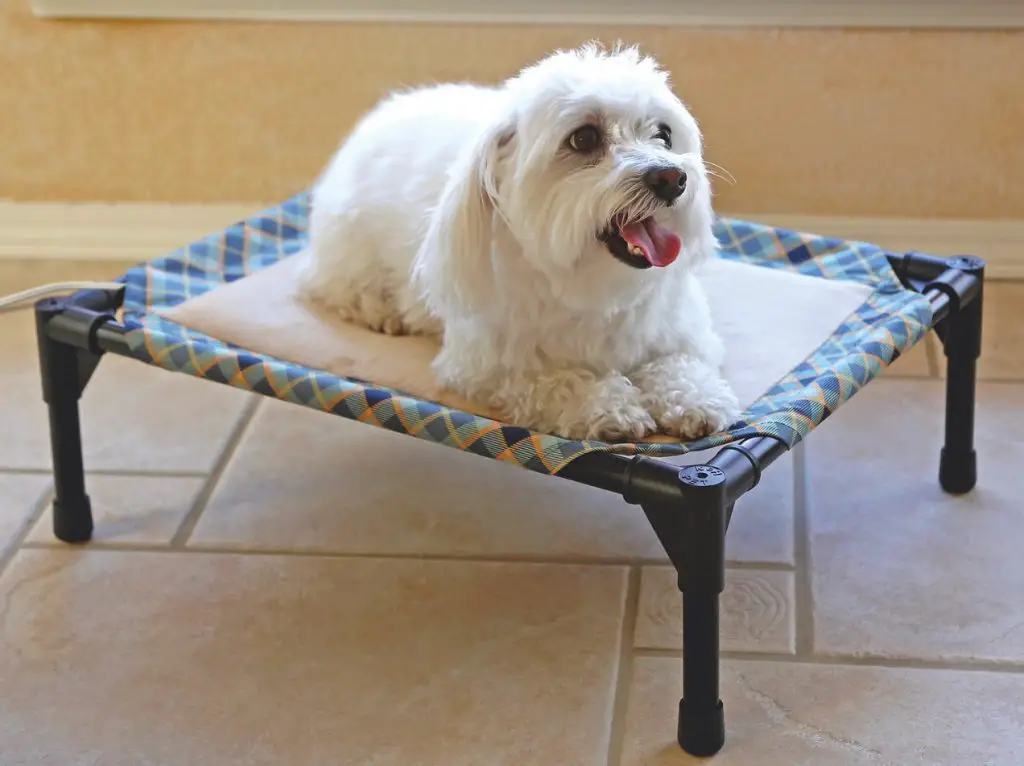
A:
34;191;986;757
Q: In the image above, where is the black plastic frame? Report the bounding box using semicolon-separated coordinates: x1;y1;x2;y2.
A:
32;250;985;757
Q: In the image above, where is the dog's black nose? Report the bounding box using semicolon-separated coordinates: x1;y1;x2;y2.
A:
644;166;687;203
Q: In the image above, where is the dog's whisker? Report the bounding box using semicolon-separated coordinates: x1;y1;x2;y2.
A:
705;170;735;187
704;160;736;185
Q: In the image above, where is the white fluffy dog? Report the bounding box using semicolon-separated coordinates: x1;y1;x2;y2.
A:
298;43;740;442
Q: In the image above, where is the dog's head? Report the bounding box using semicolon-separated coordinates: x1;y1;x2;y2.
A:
416;43;716;315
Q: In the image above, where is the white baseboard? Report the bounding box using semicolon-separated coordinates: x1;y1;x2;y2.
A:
0;202;268;263
29;0;1024;28
0;201;1020;280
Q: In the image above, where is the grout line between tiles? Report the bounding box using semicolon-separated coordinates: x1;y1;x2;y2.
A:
604;566;641;766
169;397;262;548
0;467;210;479
634;647;1024;676
875;372;1024;386
637;648;795;663
792;441;814;658
86;468;210;479
0;482;54;580
978;376;1024;384
17;539;797;573
723;560;794;572
0;467;63;477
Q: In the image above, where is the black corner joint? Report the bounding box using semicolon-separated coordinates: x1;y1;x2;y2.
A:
893;250;953;289
925;256;985;338
930;256;985;496
35;297;116;406
622;457;728;580
34;296;115;544
674;464;729;594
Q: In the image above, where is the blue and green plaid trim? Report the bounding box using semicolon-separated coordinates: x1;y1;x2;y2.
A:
114;191;933;475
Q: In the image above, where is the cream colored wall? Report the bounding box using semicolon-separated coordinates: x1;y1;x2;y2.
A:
2;1;1021;219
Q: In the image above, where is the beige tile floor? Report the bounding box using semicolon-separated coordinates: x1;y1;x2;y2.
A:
1;260;1023;765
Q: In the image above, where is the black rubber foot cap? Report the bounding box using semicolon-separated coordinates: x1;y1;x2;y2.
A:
52;496;94;543
939;447;977;495
678;698;725;757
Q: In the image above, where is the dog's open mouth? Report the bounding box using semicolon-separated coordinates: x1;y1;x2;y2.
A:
598;217;682;270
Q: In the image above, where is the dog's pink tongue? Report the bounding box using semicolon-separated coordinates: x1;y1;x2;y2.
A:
620;219;682;267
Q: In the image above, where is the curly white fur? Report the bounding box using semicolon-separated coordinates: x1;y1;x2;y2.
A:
298;42;741;442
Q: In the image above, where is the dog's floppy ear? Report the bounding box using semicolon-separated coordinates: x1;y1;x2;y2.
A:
413;117;514;317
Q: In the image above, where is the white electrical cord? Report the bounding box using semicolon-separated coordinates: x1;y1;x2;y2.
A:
0;281;126;314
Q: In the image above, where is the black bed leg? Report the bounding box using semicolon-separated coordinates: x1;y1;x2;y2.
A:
679;589;724;756
35;300;98;543
937;256;985;495
636;461;728;757
675;465;728;757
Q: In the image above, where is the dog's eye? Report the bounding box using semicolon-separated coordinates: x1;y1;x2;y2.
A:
567;125;602;153
655;124;672;149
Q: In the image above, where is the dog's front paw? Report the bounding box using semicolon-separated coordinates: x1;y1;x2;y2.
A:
633;357;742;441
501;370;657;442
579;401;657;442
656;396;740;440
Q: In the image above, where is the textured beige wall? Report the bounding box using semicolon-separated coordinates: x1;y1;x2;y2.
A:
2;1;1022;218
